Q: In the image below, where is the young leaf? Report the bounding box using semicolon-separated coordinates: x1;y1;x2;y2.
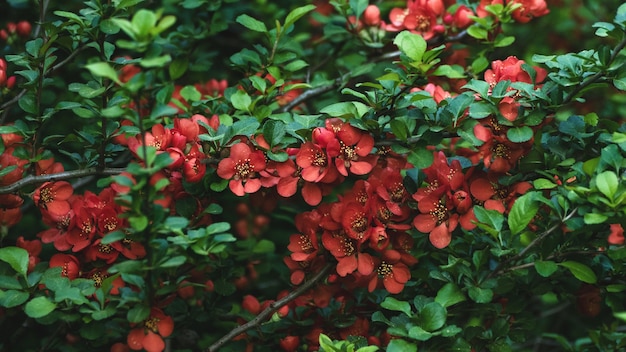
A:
284;4;316;29
507;191;540;235
236;14;267;33
393;31;427;62
381;296;412;316
85;62;122;85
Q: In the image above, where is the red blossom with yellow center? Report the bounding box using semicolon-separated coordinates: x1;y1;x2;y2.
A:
217;142;266;196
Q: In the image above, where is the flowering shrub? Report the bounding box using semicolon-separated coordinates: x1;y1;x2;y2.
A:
1;0;626;351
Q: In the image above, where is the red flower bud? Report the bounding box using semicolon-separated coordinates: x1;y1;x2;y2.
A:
363;5;381;26
16;21;31;37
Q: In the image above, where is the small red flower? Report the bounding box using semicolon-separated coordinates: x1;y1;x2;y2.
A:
608;224;624;245
33;181;74;217
127;307;174;352
368;250;411;294
217;142;266;196
49;253;80;279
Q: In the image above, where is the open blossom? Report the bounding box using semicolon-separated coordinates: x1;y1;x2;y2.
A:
385;0;445;40
127;307;174;352
217;141;266;196
510;0;549;23
33;181;74;217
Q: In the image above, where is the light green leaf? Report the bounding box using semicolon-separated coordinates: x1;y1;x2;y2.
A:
535;260;558;277
284;4;316;29
595;170;618;200
84;62;122;85
508;191;540;235
558;261;597;284
231;90;252;112
387;339;417;352
393;31;427;62
381;297;412;316
0;247;29;277
418;302;447;331
435;282;466;308
24;296;57;318
236;14;267;33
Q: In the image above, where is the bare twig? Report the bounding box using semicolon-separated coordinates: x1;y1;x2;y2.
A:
207;263;333;352
0;167;126;194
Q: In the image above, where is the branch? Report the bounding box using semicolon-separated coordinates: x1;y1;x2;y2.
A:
274;30;469;114
207;263;333;352
0;167;126;194
488;207;578;278
562;36;626;105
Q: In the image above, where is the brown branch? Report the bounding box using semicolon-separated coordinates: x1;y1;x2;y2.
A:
207;263;333;352
0;167;126;194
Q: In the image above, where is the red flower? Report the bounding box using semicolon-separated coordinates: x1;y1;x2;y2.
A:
608;224;624;245
386;0;445;40
322;231;374;277
217;142;266;196
510;0;549;23
412;193;459;249
368;250;411;294
127;308;174;352
296;141;339;183
288;212;320;262
327;122;377;176
49;253;81;279
33;181;74;217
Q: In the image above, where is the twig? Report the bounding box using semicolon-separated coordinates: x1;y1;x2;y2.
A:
562;36;626;104
488;207;578;278
0;167;126;194
207;263;333;352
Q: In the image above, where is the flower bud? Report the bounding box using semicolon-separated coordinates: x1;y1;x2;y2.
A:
363;5;381;26
16;21;31;37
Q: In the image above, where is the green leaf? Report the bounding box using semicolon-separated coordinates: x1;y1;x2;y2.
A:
595;171;618;200
159;255;187;268
236;14;267;33
473;206;504;233
418;302;447;331
393;31;427;62
468;286;493;303
433;64;466;79
533;178;558;190
381;297;412;316
85;62;122;85
24;296;57;318
534;260;558;277
386;339;417;352
584;212;608;224
0;290;29;308
284;4;316;29
507;191;540;235
507;126;534;143
0;247;29;277
435;283;466;308
408;325;433;341
407;147;434;169
558;261;597;284
231;90;252;112
127;304;150;323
